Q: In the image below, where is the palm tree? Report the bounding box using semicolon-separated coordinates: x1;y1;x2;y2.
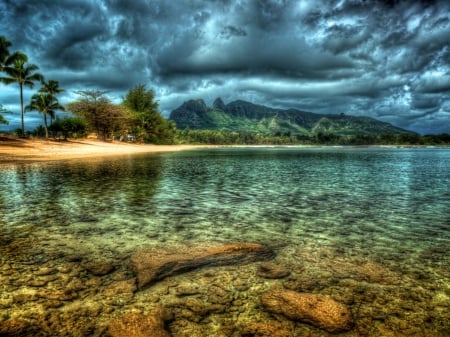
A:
0;56;44;136
0;36;26;75
0;36;12;68
39;80;64;124
25;93;64;139
0;104;9;125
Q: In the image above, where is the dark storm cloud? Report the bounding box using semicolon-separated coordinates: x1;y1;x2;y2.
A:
220;26;247;39
412;95;441;110
1;0;450;134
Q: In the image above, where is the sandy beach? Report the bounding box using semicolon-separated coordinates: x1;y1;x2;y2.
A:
0;135;207;164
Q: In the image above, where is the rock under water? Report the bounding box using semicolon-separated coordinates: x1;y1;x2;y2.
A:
260;288;353;333
108;309;173;337
130;242;275;289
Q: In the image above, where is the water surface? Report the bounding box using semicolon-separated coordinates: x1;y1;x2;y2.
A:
1;146;449;336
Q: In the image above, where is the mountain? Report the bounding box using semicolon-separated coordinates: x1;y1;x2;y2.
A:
169;98;414;136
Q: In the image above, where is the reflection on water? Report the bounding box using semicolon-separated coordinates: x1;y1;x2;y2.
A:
0;147;449;336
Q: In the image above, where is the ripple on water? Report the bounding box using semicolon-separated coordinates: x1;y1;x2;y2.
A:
0;147;449;336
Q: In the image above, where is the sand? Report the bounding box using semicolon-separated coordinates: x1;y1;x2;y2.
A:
0;135;209;164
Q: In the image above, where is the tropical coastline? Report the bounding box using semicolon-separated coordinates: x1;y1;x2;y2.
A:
2;136;449;165
0;136;209;164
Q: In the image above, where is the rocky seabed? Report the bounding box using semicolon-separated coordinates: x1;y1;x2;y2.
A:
0;235;449;337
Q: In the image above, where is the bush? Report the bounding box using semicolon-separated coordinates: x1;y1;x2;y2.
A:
49;117;87;139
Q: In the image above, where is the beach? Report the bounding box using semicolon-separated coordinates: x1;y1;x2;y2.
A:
0;136;207;164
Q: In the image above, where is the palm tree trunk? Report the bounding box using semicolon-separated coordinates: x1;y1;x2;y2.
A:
44;113;48;139
49;97;54;126
19;83;24;136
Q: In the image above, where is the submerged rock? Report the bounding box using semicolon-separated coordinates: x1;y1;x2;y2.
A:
241;321;293;337
257;262;290;279
0;318;38;336
108;310;173;337
83;261;115;276
0;230;13;245
327;260;400;285
260;288;353;333
130;242;274;289
103;279;137;297
175;285;201;297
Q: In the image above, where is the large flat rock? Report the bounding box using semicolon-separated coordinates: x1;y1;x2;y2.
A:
131;242;274;289
108;310;172;337
260;288;353;333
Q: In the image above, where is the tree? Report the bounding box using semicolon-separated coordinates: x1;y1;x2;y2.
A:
0;36;24;71
0;56;44;136
0;104;10;125
0;36;12;70
123;84;176;144
39;80;64;124
67;90;131;140
25;93;64;139
49;116;87;139
1;36;26;126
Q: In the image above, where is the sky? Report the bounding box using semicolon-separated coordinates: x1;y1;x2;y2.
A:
1;0;449;134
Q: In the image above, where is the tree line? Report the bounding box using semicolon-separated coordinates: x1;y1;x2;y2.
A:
0;36;175;143
175;129;450;146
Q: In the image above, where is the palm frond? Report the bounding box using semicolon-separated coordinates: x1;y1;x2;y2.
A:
0;76;17;85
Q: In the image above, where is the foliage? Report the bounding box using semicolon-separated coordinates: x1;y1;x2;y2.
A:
49;116;87;139
39;79;64;97
67;90;131;140
32;125;46;138
0;53;44;136
0;104;10;124
176;129;450;146
0;36;12;70
25;93;64;139
122;84;176;144
0;36;26;71
176;129;298;145
38;79;64;123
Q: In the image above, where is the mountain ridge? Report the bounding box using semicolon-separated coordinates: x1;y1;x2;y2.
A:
169;98;414;136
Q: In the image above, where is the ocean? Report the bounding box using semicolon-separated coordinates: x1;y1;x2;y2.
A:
1;146;449;336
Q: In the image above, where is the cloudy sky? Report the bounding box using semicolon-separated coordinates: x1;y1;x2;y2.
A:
1;0;449;134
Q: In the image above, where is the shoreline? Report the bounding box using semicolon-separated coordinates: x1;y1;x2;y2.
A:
0;137;211;165
1;136;448;166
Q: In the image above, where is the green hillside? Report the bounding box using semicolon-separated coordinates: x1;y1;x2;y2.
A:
169;98;413;136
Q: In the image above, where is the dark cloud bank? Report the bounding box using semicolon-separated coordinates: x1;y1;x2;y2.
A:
1;0;449;134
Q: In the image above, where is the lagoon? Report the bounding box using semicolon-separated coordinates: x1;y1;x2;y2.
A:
1;147;449;336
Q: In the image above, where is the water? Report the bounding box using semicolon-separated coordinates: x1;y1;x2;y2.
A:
1;146;449;336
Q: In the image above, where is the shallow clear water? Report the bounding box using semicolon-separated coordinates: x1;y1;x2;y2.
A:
2;147;448;262
1;146;449;336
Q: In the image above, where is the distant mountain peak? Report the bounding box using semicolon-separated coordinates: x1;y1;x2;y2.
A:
212;97;226;111
169;98;413;136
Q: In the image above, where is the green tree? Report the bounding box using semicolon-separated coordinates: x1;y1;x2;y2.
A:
25;93;65;139
0;56;44;136
0;36;25;70
1;36;26;126
49;116;87;139
123;84;176;144
67;90;131;140
0;104;10;125
38;80;64;124
0;36;12;70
